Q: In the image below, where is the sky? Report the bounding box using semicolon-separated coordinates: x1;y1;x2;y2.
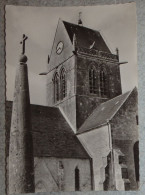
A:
6;3;137;106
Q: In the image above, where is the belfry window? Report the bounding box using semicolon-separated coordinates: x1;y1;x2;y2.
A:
60;68;67;100
54;72;59;102
100;70;107;97
89;66;97;94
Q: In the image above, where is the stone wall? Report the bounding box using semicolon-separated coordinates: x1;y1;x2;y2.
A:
46;19;77;130
46;19;74;72
111;88;138;190
75;54;122;128
77;125;111;190
76;55;122;99
34;157;92;192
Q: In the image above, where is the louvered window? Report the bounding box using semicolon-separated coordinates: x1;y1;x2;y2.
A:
60;68;67;100
89;67;97;94
54;72;59;102
100;70;107;97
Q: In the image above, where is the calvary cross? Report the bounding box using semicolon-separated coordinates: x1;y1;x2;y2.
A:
20;34;28;54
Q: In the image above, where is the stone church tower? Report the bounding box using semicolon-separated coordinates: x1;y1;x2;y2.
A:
46;19;122;131
45;18;139;191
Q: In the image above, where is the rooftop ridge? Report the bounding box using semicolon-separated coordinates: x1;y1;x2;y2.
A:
62;20;100;33
6;100;58;110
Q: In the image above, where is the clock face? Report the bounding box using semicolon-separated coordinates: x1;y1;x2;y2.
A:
56;41;64;54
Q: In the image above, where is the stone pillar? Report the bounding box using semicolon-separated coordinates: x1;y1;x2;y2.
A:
9;54;35;194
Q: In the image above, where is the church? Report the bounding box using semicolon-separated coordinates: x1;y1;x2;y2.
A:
6;17;139;193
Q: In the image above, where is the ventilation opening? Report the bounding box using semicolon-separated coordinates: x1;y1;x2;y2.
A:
136;115;139;125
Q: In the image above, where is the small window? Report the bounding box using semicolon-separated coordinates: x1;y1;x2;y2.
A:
75;167;80;191
100;69;107;97
89;66;97;94
58;161;64;169
119;156;126;164
134;141;139;182
58;161;64;190
122;168;128;179
136;115;139;125
125;182;130;191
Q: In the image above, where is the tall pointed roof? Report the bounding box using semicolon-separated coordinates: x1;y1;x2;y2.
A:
63;21;111;53
77;90;134;134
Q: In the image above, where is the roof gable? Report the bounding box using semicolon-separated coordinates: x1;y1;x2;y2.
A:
6;101;90;159
48;19;74;72
63;21;111;53
78;90;132;134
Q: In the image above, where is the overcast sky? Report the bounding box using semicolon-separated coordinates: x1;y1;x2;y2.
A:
6;3;137;106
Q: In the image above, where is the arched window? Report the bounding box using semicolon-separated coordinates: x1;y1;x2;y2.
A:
89;66;97;94
75;167;80;191
100;69;107;97
60;68;67;100
134;141;139;182
54;72;59;102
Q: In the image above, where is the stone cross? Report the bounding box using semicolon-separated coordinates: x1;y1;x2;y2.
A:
79;12;82;20
20;34;28;54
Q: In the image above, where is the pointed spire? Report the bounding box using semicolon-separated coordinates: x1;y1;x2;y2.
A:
78;12;83;26
9;35;34;194
116;48;119;60
73;33;77;47
72;33;78;55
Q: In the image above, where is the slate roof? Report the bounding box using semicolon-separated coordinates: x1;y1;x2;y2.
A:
77;90;132;134
6;101;90;159
63;21;111;53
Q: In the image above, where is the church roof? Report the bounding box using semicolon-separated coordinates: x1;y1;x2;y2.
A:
6;101;90;159
63;21;111;53
77;90;132;134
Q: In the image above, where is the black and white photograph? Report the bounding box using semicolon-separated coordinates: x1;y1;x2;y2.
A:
6;3;139;194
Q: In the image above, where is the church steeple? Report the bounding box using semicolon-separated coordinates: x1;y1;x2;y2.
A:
9;34;35;194
46;19;122;131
